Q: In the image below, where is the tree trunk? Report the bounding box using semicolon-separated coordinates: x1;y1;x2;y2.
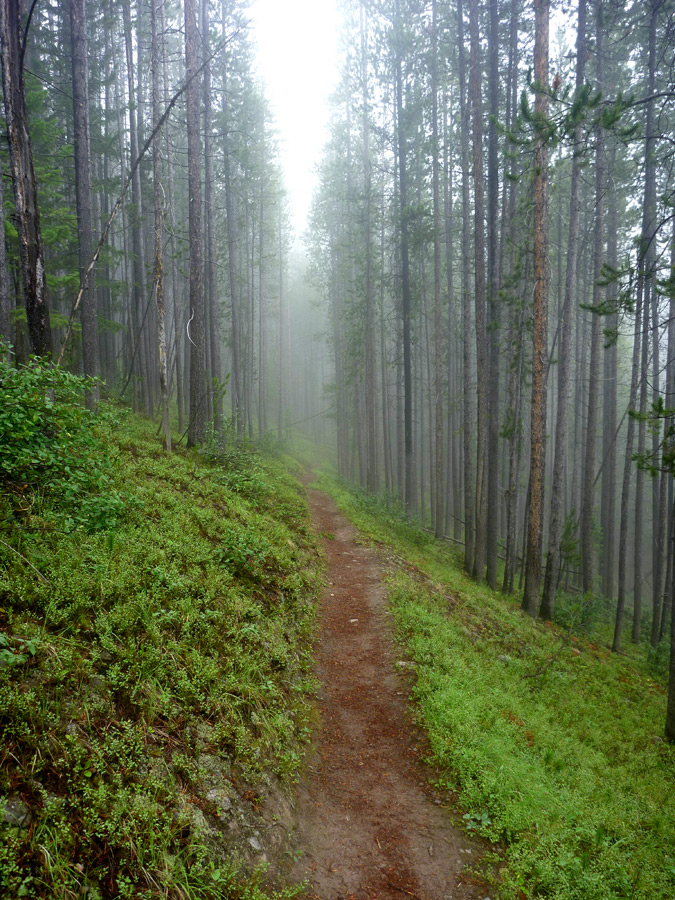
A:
202;0;222;439
485;0;500;588
431;0;444;537
151;0;170;450
457;0;475;572
469;0;488;583
395;0;414;518
185;0;206;447
580;0;605;596
69;0;99;407
522;0;550;616
0;0;51;357
540;0;586;619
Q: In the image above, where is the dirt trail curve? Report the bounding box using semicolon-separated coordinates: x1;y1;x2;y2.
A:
287;481;494;900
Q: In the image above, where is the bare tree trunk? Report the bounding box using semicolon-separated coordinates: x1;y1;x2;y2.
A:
202;0;222;439
0;0;51;357
395;0;414;517
69;0;99;407
0;152;11;350
581;0;605;596
427;0;443;536
601;144;618;600
361;3;378;493
185;0;206;447
151;0;170;450
666;510;675;740
122;0;151;415
540;0;586;619
457;0;475;572
613;283;644;651
485;0;500;588
522;0;549;616
161;27;184;432
221;57;242;434
469;0;488;583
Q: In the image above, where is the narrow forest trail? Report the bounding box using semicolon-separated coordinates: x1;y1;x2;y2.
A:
288;480;493;900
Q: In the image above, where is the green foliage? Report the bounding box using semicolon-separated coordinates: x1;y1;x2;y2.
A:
0;344;127;532
319;475;675;900
0;414;319;899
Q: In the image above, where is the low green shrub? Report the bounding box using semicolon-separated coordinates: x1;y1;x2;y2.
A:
0;343;128;531
0;413;319;899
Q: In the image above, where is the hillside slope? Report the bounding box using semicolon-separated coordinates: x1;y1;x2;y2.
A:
0;409;318;899
316;474;675;900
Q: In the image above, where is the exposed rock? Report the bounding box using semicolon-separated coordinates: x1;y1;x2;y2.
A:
2;797;31;828
206;788;233;821
197;753;230;787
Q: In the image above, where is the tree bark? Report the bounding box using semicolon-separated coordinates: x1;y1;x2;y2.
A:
69;0;100;408
394;0;414;518
469;0;488;583
185;0;206;447
0;0;52;357
522;0;550;616
485;0;500;588
457;0;475;572
540;0;586;619
580;0;605;596
151;0;170;450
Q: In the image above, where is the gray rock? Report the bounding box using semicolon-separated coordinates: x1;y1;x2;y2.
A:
2;797;31;828
248;835;262;852
206;788;232;821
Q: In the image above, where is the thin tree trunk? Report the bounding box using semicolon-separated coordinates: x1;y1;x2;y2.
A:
580;0;605;596
202;0;222;439
0;0;51;357
469;0;488;583
457;0;475;572
485;0;500;588
69;0;99;407
540;0;586;618
522;0;550;616
185;0;206;446
151;0;170;449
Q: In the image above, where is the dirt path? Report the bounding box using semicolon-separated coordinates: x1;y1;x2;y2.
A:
288;484;493;900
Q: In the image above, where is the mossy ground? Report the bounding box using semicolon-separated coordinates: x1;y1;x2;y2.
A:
0;412;320;899
316;473;675;900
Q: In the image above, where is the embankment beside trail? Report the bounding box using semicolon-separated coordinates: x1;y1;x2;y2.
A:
1;410;319;900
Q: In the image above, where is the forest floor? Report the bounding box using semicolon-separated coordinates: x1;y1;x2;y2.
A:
287;478;492;900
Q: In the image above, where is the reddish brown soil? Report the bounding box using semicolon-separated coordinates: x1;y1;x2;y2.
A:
288;485;493;900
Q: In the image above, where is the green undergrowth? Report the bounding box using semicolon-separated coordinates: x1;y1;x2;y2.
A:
317;473;675;900
1;402;319;900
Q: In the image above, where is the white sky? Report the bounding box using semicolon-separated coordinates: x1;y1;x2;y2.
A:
248;0;341;238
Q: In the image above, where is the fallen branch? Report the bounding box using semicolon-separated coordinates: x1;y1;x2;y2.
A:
521;635;569;680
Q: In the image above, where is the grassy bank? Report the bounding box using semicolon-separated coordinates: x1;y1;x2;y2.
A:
0;402;319;899
317;474;675;900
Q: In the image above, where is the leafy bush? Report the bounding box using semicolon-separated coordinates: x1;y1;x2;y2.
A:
0;343;128;531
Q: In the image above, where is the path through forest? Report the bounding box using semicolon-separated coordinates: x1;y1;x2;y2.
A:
288;481;493;900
